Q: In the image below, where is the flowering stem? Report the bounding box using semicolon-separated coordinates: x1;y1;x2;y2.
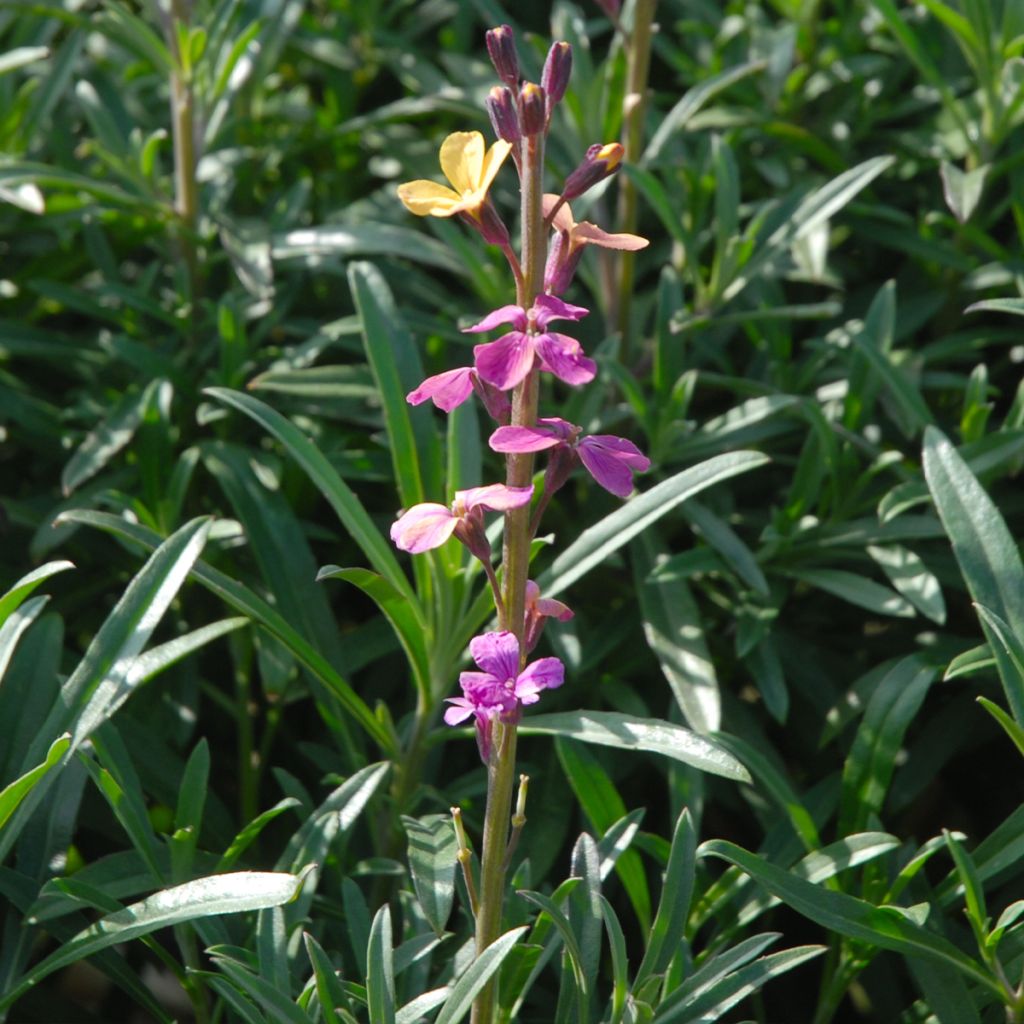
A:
471;129;546;1024
482;560;506;624
614;0;656;360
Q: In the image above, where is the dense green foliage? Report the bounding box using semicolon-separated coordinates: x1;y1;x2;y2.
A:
2;0;1024;1021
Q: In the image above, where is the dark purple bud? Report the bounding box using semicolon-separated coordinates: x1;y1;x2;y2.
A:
544;229;584;294
453;512;493;565
518;82;546;136
471;373;512;424
486;85;520;144
541;42;572;113
543;445;578;497
486;25;519;86
561;142;624;200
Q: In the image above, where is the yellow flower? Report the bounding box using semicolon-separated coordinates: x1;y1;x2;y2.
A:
397;131;512;219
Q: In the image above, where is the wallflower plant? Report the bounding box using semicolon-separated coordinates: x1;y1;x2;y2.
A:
391;26;656;1023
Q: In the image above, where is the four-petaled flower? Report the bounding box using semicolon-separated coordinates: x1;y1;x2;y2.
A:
524;580;573;652
405;365;511;422
397;132;512;219
464;294;595;391
544;194;648;294
390;483;533;555
489;417;650;498
445;631;564;759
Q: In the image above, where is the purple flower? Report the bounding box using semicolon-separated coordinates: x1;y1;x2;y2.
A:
444;631;564;759
463;295;595;392
390;483;533;555
489;417;651;498
406;366;511;421
524;580;573;652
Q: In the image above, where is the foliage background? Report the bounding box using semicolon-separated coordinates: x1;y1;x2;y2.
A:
2;0;1024;1021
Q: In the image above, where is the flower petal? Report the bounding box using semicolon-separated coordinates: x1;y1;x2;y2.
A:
577;436;650;498
470;631;521;683
397;180;463;217
390;503;458;552
407;367;475;411
474;332;536;390
542;193;576;233
444;697;477;725
457;483;534;512
533;294;589;329
440;131;484;194
479;139;513;193
514;656;565;703
488;424;564;453
462;305;527;334
572;219;649;250
535;332;596;387
536;596;574;621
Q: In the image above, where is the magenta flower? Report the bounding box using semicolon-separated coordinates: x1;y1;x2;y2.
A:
406;365;511;421
524;580;573;652
463;294;595;391
407;367;475;412
444;631;564;759
390;483;533;555
489;417;651;498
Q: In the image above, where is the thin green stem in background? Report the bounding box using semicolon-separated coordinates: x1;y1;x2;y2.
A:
615;0;657;360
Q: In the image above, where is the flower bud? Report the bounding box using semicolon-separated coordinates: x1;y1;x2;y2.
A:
486;85;520;144
486;24;519;86
541;42;572;113
561;142;624;200
518;82;546;136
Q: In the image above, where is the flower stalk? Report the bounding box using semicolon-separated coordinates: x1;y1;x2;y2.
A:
614;0;657;357
391;26;649;1024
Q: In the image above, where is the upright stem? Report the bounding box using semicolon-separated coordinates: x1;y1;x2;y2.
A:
614;0;656;359
471;130;546;1024
167;2;201;338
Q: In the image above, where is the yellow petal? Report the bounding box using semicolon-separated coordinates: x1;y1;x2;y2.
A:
440;131;485;194
397;180;462;216
478;139;513;194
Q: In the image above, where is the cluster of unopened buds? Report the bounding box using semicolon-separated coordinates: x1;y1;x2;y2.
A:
391;24;650;761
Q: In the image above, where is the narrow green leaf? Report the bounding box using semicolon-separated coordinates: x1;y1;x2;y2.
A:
945;644;994;680
699;840;999;994
0;872;304;1010
349;261;443;508
840;655;936;833
0;46;50;77
0;560;74;628
367;906;396;1024
976;697;1024;759
203;387;422;619
634;533;720;733
940;162;988;224
0;734;70;833
434;927;528;1024
57;510;394;754
317;566;430;698
522;711;750;781
654;945;825;1023
539;452;769;598
867;545;946;624
401;814;457;936
643;60;766;163
923;426;1024;721
62;380;164;495
785;568;916;618
635;807;696;988
207;954;310;1024
966;298;1024;317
